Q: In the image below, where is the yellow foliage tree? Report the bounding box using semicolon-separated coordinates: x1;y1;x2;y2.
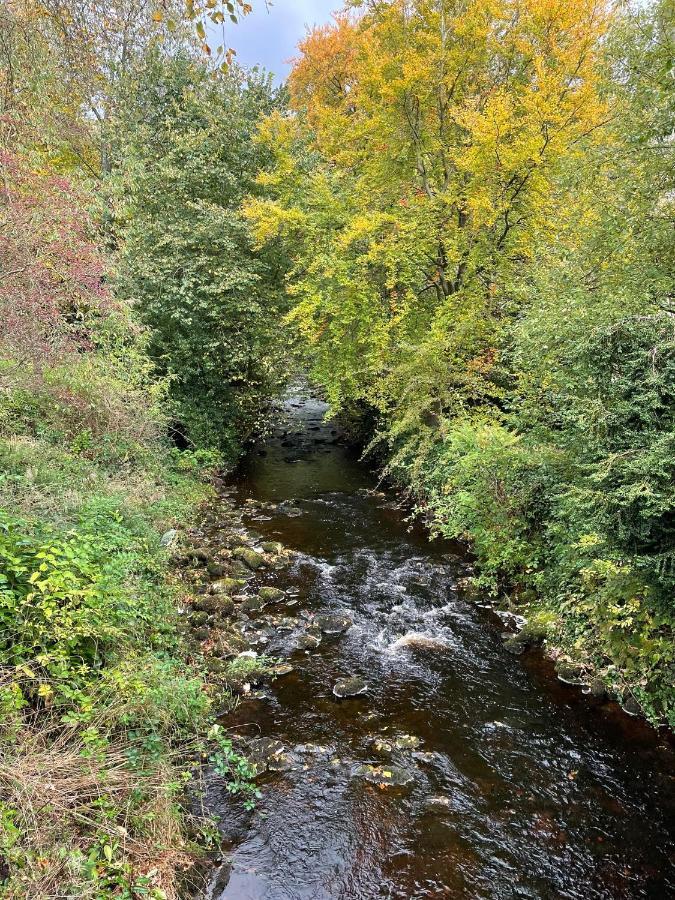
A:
246;0;612;448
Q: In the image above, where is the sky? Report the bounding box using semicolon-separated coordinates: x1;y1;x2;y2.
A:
219;0;340;81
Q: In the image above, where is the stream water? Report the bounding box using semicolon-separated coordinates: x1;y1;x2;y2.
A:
209;387;675;899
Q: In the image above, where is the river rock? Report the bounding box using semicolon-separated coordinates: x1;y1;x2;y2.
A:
273;663;294;677
356;764;414;787
262;542;283;554
230;561;255;579
248;738;289;773
503;636;526;656
315;613;353;635
193;594;233;615
295;633;321;651
211;577;243;596
241;596;264;613
395;734;422;750
621;694;643;717
424;795;454;813
258;587;286;604
160;529;178;548
588;677;606;699
233;547;266;570
555;659;585;685
275;616;300;632
333;676;368;698
370;737;394;755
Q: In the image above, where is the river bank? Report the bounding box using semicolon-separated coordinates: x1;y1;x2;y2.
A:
184;386;675;900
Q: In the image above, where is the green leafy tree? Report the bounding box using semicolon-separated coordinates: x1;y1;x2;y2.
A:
113;53;289;454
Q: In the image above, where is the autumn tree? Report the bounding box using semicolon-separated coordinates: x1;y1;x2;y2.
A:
247;0;610;442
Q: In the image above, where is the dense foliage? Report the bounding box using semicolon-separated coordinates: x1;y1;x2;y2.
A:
247;0;675;725
113;54;290;453
0;2;285;896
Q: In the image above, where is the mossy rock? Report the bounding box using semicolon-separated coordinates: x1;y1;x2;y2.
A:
261;541;283;554
258;586;285;604
555;659;585;685
188;611;209;627
233;547;265;570
241;596;264;613
210;577;243;595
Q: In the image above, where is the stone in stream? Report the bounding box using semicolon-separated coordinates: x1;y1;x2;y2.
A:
273;663;294;677
294;633;321;651
258;586;286;604
241;596;264;613
230;561;255;579
314;613;353;635
210;577;244;596
261;541;283;554
248;738;295;773
233;547;266;570
424;795;455;813
206;561;228;578
193;595;235;617
274;616;301;632
370;737;394;755
395;734;422;750
503;635;526;656
333;676;368;698
355;764;414;787
555;659;586;685
621;694;643;717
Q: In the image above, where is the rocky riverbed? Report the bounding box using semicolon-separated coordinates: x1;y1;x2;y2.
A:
177;388;675;900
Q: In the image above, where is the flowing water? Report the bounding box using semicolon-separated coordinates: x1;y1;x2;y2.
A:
209;387;675;900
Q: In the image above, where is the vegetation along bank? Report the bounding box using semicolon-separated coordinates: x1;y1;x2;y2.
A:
0;0;673;896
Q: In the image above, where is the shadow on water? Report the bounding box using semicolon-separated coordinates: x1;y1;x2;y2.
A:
208;385;675;900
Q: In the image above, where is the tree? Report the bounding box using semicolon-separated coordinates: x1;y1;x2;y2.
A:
113;53;289;454
246;0;610;440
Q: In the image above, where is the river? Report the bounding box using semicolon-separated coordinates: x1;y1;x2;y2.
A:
206;386;675;899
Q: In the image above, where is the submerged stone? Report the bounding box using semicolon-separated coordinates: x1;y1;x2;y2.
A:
356;764;414;787
370;737;394;755
555;659;585;685
273;664;294;677
424;795;454;813
248;738;289;773
315;613;353;635
241;596;264;613
503;636;526;656
333;676;368;698
295;633;321;651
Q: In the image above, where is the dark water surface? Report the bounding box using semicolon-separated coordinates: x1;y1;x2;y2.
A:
212;389;675;900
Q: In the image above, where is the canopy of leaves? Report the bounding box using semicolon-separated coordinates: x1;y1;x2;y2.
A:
113;52;290;454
